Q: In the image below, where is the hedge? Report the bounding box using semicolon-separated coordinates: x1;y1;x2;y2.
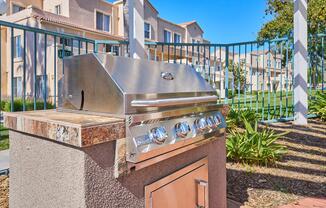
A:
1;99;54;112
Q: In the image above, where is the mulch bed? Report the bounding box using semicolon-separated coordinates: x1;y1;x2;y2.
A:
227;119;326;208
0;176;8;208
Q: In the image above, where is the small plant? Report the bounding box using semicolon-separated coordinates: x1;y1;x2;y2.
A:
0;100;6;111
2;99;54;112
227;108;260;130
0;124;9;151
309;91;326;121
226;118;287;166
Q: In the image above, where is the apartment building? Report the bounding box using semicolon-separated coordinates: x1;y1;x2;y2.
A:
0;0;208;100
243;50;293;92
196;48;294;100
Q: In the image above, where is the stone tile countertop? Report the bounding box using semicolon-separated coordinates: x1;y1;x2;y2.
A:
4;110;126;147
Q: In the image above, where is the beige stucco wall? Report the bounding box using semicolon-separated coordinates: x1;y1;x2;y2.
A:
157;18;185;43
185;23;203;43
9;128;227;208
7;0;43;14
144;2;158;41
115;2;124;37
1;28;8;98
68;0;119;36
43;0;69;17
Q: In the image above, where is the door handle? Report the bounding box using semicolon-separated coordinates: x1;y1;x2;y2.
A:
196;179;208;208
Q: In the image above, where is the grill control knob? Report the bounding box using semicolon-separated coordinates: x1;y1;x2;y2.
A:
206;114;221;128
194;118;208;132
175;122;191;138
149;127;168;145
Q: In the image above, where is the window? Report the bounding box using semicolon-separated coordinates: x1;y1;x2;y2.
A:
111;46;119;56
13;77;22;97
55;4;61;15
164;30;171;43
174;33;181;43
192;39;200;44
60;38;72;47
103;45;120;56
96;12;103;30
14;35;22;58
267;60;271;67
144;22;151;39
96;11;110;32
12;4;24;14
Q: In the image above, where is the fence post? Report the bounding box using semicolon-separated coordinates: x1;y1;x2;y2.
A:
11;28;14;112
293;0;308;125
0;26;2;113
224;46;229;104
94;40;98;53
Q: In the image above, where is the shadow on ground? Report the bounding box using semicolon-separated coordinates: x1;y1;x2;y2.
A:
227;119;326;207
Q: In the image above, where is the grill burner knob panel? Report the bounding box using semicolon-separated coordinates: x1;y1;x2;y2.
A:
175;122;191;138
206;115;221;128
129;111;226;161
149;127;168;145
194;118;208;132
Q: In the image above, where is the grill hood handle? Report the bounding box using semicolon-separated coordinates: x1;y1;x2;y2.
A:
131;95;218;107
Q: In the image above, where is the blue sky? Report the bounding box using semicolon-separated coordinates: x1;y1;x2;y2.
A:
108;0;272;43
149;0;271;44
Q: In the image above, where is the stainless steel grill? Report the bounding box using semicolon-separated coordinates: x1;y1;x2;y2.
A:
60;53;226;163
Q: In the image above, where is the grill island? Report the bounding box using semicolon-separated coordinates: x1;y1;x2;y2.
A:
5;54;229;208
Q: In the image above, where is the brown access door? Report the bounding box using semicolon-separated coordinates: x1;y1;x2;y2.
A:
145;158;208;208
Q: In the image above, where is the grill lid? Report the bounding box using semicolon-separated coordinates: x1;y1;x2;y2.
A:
94;53;214;94
60;53;217;115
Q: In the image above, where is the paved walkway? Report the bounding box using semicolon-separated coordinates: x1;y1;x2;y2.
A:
279;198;326;208
0;150;9;171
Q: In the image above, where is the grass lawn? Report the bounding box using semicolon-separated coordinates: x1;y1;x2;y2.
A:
0;125;9;151
218;90;320;121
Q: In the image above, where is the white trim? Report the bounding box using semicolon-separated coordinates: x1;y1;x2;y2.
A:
94;9;112;34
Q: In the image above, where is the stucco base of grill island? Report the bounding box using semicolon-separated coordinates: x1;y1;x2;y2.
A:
5;107;228;208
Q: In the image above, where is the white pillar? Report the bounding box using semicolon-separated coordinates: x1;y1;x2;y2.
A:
293;0;308;125
128;0;145;59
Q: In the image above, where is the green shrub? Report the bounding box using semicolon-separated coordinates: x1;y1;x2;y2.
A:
3;99;54;112
309;91;326;121
228;89;235;99
227;108;260;130
0;100;6;111
226;118;287;166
